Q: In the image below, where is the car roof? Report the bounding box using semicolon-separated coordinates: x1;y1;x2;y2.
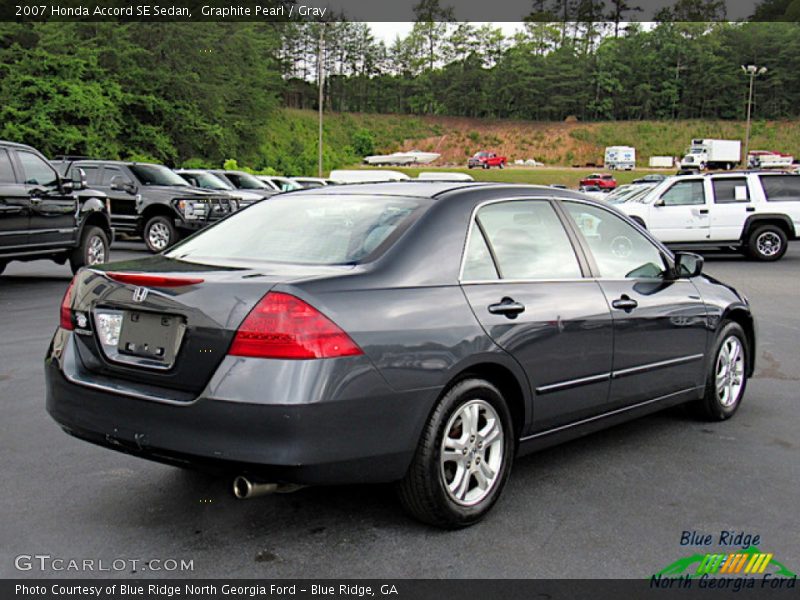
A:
282;181;589;201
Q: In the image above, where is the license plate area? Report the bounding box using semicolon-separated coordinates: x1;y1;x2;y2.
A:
94;309;186;371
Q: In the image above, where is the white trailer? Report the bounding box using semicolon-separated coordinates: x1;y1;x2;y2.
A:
604;146;636;170
648;156;675;169
680;139;741;170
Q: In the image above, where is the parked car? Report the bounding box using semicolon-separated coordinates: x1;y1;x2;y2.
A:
291;177;336;189
175;169;263;207
0;141;111;275
606;183;656;205
468;151;507;169
210;170;277;199
255;175;303;192
47;182;754;528
577;185;608;201
618;171;800;260
632;174;667;184
63;160;237;253
579;173;617;189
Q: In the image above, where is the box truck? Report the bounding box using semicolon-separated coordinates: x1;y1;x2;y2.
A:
604;146;636;170
680;139;741;170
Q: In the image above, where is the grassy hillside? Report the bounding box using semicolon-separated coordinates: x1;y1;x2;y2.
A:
251;109;800;177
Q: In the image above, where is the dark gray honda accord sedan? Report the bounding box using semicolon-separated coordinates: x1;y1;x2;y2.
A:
46;182;755;527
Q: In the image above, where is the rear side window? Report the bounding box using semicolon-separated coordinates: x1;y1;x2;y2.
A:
462;222;499;281
17;151;58;187
167;195;423;265
760;175;800;201
712;178;749;203
78;165;101;185
0;149;15;183
469;200;582;280
661;180;705;206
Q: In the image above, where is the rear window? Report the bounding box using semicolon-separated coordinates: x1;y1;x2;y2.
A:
167;195;424;265
759;175;800;201
0;149;15;183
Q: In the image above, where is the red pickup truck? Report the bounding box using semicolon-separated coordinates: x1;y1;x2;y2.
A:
468;151;507;169
579;173;617;189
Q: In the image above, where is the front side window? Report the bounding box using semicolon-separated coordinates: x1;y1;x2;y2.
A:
100;167;130;186
225;172;268;190
79;166;101;185
470;200;582;280
712;178;749;203
760;175;800;201
129;164;189;187
660;180;705;206
0;149;15;183
564;202;668;279
17;151;58;187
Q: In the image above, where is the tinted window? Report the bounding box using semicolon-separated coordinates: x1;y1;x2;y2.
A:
166;195;422;265
660;180;705;206
760;175;800;201
712;178;749;203
564;202;667;279
79;166;101;185
129;164;189;187
17;151;58;186
225;172;268;189
462;222;499;281
0;149;15;183
475;201;582;280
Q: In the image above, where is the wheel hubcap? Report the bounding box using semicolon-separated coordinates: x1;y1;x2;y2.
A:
756;232;781;257
86;235;106;265
440;399;504;506
716;336;745;408
148;222;171;251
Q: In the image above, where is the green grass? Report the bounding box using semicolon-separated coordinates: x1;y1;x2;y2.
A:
339;166;666;189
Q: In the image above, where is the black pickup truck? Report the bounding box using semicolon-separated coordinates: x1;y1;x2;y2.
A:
0;141;111;275
58;160;236;253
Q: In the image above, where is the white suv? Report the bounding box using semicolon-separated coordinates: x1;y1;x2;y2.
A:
618;172;800;261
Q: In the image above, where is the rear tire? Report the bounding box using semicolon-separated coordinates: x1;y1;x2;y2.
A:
69;226;109;274
143;215;177;253
692;322;748;421
397;378;514;528
747;224;787;261
499;162;505;169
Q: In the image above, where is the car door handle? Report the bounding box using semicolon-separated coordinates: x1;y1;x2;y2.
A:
611;295;638;312
746;206;755;212
698;209;709;214
488;298;525;319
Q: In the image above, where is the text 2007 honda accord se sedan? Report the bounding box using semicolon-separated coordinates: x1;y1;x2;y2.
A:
46;182;755;527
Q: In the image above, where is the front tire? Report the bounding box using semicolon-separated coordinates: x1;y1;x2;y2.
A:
747;224;787;261
397;378;514;528
69;226;109;274
693;322;748;421
143;215;177;253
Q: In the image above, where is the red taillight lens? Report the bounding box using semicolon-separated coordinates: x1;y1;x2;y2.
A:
105;272;204;287
60;278;76;330
229;292;363;360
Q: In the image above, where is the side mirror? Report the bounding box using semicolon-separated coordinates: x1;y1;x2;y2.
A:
110;176;136;194
70;167;87;191
654;197;665;207
675;252;704;278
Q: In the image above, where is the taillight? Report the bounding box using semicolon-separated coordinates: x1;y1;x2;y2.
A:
60;278;76;330
229;292;363;359
105;272;204;287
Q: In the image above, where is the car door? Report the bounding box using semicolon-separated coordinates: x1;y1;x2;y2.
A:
459;198;615;433
98;165;139;233
561;201;709;408
0;147;31;251
708;176;754;241
647;178;711;242
16;149;76;247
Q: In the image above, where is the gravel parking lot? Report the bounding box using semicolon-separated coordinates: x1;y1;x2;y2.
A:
1;243;798;578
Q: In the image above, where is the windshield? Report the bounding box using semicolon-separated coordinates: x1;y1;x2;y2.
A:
129;164;190;187
184;172;233;191
224;172;269;190
166;195;424;265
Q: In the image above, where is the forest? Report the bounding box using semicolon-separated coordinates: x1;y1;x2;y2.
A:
0;0;799;172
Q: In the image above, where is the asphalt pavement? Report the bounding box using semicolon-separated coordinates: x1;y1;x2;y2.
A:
1;242;798;579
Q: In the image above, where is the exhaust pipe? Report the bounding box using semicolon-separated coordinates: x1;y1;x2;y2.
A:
232;476;305;499
232;476;278;499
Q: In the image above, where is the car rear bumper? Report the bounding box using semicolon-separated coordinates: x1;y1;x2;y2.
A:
45;329;438;484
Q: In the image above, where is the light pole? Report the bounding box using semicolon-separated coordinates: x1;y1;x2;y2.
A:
741;64;767;167
317;24;325;178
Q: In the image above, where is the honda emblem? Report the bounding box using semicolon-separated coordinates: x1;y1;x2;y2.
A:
132;287;149;303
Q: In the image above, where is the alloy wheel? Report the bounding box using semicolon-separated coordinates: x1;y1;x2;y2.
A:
148;222;171;251
715;336;745;408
